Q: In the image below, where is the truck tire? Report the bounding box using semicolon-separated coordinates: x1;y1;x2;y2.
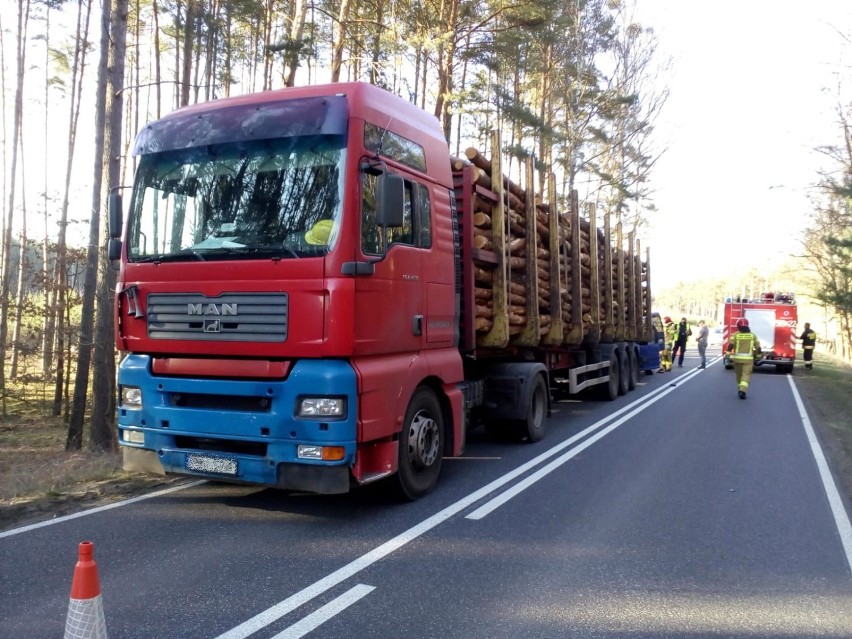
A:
395;387;443;500
513;374;548;443
617;348;630;396
627;347;639;390
598;351;619;401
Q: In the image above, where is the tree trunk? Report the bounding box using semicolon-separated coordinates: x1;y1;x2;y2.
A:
0;0;30;417
180;0;194;106
10;165;28;380
67;0;112;451
54;0;91;416
152;0;162;118
329;0;353;83
41;4;55;378
368;1;383;85
90;0;128;453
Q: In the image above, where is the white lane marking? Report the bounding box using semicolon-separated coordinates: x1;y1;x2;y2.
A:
269;584;375;639
787;375;852;574
215;375;697;639
0;480;206;539
465;376;690;519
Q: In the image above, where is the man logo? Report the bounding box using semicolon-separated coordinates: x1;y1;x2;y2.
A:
204;319;221;333
188;303;237;316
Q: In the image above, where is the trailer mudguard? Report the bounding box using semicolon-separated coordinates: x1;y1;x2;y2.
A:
480;362;549;421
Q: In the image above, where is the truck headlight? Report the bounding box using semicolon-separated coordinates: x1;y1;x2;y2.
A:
298;397;345;418
120;385;143;410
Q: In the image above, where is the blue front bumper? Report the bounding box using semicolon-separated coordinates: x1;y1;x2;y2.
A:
117;354;358;490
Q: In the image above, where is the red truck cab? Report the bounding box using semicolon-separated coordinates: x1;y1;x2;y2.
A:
110;83;465;499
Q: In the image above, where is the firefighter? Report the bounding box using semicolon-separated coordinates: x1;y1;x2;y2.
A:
659;316;676;372
726;317;762;399
799;322;817;369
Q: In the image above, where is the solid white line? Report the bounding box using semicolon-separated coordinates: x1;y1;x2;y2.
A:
269;584;375;639
0;480;206;539
465;369;699;519
215;370;701;639
787;375;852;574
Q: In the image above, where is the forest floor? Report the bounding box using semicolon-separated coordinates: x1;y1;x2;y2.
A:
1;350;851;533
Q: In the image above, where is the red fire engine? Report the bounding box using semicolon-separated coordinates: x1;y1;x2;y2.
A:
722;292;797;373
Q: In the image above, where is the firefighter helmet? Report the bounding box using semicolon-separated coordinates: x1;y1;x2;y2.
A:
663;316;672;324
736;317;749;328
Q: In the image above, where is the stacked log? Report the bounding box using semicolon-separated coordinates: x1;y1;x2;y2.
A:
460;146;551;340
454;144;651;347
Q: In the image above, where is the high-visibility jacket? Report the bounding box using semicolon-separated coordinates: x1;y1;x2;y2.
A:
801;329;816;350
664;323;678;346
729;331;759;363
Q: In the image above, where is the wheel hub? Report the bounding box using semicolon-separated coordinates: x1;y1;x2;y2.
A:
408;410;439;469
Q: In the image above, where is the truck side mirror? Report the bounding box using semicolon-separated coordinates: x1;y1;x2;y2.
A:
107;192;123;260
108;192;123;239
107;238;122;261
375;172;404;228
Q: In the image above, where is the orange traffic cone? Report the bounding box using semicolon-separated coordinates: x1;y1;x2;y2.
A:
64;541;108;639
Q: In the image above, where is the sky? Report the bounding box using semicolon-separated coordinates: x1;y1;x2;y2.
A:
632;0;852;291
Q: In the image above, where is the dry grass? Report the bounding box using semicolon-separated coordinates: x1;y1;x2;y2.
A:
0;378;177;531
0;415;123;502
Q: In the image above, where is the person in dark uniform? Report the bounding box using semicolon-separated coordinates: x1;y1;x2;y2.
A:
799;322;817;370
670;317;692;368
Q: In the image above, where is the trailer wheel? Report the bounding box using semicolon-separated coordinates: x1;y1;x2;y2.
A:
394;387;443;500
513;374;548;443
617;348;630;396
598;351;619;401
627;348;639;390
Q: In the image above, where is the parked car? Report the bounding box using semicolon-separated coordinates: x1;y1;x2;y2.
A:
707;326;725;348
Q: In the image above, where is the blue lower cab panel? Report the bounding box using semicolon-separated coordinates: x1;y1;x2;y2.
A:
117;354;358;492
638;343;661;371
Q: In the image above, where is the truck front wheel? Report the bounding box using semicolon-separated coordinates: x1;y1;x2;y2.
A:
395;387;443;500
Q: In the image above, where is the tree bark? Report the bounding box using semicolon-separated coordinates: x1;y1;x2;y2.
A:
89;0;128;453
329;0;353;83
0;0;30;417
67;0;112;451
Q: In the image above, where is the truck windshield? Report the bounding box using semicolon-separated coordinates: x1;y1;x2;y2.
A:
127;135;345;261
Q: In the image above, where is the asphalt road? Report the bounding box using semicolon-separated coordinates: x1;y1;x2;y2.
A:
2;352;851;639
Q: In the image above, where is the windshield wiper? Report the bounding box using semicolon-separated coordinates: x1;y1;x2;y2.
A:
196;246;305;260
132;250;206;263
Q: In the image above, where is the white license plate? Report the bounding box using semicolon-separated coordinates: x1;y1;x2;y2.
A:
185;453;238;476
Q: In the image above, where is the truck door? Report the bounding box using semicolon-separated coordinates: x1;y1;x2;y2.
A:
353;171;424;356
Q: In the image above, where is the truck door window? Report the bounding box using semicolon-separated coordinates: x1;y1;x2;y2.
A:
362;173;430;255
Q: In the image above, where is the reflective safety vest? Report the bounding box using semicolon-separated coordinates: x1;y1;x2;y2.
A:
665;323;678;344
730;332;758;363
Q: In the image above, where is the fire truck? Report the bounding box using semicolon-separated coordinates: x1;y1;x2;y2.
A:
721;292;797;373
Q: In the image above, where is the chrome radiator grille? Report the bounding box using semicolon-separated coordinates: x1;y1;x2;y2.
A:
146;293;288;342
